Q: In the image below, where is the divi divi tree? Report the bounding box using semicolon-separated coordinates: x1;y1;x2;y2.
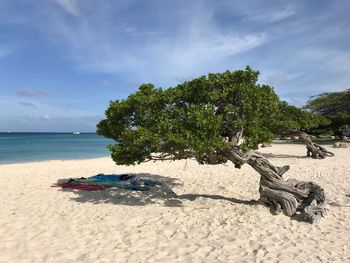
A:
305;89;350;138
98;67;328;223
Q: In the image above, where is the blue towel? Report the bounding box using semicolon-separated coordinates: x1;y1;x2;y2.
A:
89;174;134;181
87;174;160;191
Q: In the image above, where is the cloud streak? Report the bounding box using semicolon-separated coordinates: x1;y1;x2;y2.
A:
18;101;37;108
17;88;48;97
0;95;102;132
242;2;297;23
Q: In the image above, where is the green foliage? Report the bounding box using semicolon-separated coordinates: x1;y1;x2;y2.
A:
98;67;275;164
97;67;323;166
268;102;330;134
304;89;350;136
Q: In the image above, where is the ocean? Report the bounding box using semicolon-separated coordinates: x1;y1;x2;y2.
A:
0;132;114;164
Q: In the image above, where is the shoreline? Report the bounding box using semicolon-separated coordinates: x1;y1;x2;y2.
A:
1;138;344;166
0;140;339;166
0;155;111;166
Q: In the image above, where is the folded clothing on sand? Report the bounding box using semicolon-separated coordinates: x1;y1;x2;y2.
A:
53;174;160;191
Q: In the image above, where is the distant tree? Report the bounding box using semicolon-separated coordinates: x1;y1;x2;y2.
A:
304;89;350;137
271;102;330;132
269;102;333;158
98;67;326;223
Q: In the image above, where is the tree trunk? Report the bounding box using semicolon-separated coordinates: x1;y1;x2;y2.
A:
230;127;244;146
224;146;326;223
282;130;334;159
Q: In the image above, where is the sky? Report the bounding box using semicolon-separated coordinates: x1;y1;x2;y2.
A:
0;0;349;132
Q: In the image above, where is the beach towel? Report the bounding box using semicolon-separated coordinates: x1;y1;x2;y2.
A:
89;174;134;181
53;174;160;191
52;182;108;191
70;178;151;191
88;174;160;187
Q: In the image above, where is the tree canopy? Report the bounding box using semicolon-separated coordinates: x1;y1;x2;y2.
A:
97;67;327;165
97;67;280;165
305;89;350;116
268;102;330;135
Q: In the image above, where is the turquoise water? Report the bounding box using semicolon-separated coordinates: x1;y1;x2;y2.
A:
0;133;114;164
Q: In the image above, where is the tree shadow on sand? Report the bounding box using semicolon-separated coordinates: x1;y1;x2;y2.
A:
273;139;336;145
262;153;308;159
55;173;319;223
55;173;258;208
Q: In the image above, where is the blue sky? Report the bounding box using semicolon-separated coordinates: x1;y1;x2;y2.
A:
0;0;349;132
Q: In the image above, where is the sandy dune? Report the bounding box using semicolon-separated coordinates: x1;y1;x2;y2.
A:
0;143;349;262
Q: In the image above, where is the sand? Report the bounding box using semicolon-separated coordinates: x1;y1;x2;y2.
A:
0;143;349;262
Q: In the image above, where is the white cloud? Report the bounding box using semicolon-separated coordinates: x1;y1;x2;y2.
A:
53;0;79;16
221;0;298;23
0;95;101;131
251;4;296;22
41;1;268;85
265;73;288;86
158;33;267;81
300;48;350;74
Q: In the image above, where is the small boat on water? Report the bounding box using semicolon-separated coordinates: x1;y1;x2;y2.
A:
73;132;80;135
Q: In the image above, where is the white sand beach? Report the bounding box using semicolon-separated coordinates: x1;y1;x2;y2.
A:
0;143;349;262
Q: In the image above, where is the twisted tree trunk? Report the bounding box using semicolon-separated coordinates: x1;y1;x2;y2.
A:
281;130;334;159
199;128;327;223
222;146;326;223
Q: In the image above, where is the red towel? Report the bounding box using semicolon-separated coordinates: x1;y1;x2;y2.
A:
53;182;108;191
